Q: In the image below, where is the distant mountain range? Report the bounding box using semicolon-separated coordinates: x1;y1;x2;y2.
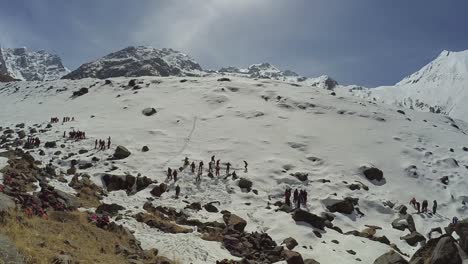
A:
0;47;69;81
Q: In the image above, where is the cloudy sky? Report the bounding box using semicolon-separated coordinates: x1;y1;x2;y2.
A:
1;0;468;86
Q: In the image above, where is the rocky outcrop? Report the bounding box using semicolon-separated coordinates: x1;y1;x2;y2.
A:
410;235;461;264
454;218;468;253
96;203;125;216
325;198;356;214
222;212;247;233
363;167;384;181
401;231;425;246
63;46;202;80
142;108;157;116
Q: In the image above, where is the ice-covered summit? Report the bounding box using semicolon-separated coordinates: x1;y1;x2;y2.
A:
62;46;204;80
0;47;69;81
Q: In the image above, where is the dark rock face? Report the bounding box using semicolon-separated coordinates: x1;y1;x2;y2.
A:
292;209;326;230
373;250;408;264
392;214;416;232
363;167;384;181
410;235;461;264
62;46;203;80
102;174;135;192
113;146;131;159
455;218;468;253
142;107;157;116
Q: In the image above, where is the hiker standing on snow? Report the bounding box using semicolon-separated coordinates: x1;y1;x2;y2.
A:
244;161;248;172
285;188;291;207
191;162;196;173
433;200;438;214
226;162;231;175
107;137;111;149
175;185;180;198
293;189;299;208
198;161;204;174
215;164;220;176
167;168;172;180
422;200;428;213
173;170;178;182
184;157;189;167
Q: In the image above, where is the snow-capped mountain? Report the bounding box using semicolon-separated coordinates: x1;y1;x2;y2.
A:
0;47;70;81
219;62;339;90
347;49;468;121
63;46;204;80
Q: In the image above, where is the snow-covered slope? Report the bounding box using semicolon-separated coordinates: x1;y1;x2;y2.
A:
219;63;338;90
0;47;69;81
1;75;467;263
63;46;204;80
347;49;468;121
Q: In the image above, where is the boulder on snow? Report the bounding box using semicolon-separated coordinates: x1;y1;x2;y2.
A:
142;146;149;152
222;211;247;232
217;77;231;82
282;250;304;264
203;202;219;213
373;250;408;264
363;167;384;181
142;107;157;116
282;237;299;250
400;231;425;246
291;172;308;181
17;130;26;139
96;203;125;216
102;174;135;192
392;214;416;232
150;183;167;197
44;141;57;148
113;145;131;159
325;198;355;214
292;209;326;230
238;178;253;190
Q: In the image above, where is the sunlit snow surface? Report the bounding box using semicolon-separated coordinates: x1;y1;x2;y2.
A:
1;76;468;263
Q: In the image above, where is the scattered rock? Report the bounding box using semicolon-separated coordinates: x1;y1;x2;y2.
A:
222;211;247;232
282;250;304;264
325;198;355;214
150;183;167;197
283;237;299;250
96;203;125;216
291;172;308;181
217;77;231;82
397;110;406;115
203;202;219;213
363;167;384;182
113;146;131;159
142;146;149;152
72;87;89;97
44;141;57;148
78;149;88;154
238;178;253;191
142;107;157;116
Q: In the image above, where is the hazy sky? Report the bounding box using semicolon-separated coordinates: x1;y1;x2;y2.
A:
1;0;468;86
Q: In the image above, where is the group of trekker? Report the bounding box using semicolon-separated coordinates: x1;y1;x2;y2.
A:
26;136;40;147
50;117;60;123
166;155;249;198
410;197;437;214
66;130;86;140
50;116;74;123
285;188;308;209
95;137;111;150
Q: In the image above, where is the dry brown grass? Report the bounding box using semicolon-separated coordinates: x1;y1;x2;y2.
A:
0;210;130;264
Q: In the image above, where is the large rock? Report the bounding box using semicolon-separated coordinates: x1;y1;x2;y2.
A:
292;209;326;230
282;250;304;264
401;231;426;246
373;250;408;264
113;146;131;159
222;212;247;232
102;174;136;192
238;178;253;190
410;235;461;264
454;217;468;253
392;214;416;232
44;141;57;148
96;203;125;216
363;167;384;181
283;237;299;250
291;172;308;181
150;183;167;197
325;198;355;214
142;107;157;116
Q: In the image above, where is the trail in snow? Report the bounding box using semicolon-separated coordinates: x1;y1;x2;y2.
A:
162;116;197;168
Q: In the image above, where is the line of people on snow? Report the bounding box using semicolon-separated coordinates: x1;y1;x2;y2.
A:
166;156;249;198
285;188;308;209
25;136;40;147
410;197;437;214
65;130;86;140
50;117;60;123
95;137;111;150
